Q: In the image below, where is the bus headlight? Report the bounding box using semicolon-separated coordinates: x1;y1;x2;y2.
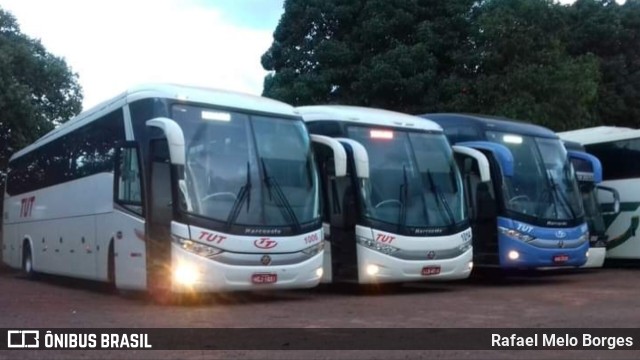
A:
173;263;199;286
357;237;399;255
577;232;589;244
508;250;520;260
498;227;535;242
172;236;223;259
302;241;324;256
366;264;380;276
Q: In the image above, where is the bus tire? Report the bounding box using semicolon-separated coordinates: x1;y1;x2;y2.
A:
22;241;37;280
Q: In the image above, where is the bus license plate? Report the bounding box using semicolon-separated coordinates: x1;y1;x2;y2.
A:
553;254;569;264
252;273;277;284
421;266;441;276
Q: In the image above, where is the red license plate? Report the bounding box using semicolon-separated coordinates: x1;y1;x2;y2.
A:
421;266;441;276
251;273;277;284
553;254;569;264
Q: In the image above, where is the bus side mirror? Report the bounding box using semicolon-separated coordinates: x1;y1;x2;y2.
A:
452;145;491;182
146;117;185;165
598;185;620;215
336;138;369;179
310;135;347;177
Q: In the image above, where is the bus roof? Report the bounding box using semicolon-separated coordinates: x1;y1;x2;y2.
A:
562;139;585;152
558;126;640;145
420;113;559;139
296;105;442;131
11;83;298;161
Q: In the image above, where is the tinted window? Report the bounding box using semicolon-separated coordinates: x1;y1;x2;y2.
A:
6;109;125;196
441;126;479;144
586;138;640;180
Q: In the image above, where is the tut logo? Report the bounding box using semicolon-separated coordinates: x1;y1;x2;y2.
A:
7;330;39;348
555;230;567;239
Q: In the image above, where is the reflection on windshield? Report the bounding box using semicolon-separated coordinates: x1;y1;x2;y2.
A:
486;131;584;221
347;126;466;228
173;104;319;228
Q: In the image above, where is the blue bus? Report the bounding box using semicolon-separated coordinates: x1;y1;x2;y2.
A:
418;114;594;268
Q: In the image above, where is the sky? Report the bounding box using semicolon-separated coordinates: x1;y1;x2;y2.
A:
0;0;285;110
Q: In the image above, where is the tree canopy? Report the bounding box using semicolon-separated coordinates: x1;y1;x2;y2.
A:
0;7;83;178
262;0;640;131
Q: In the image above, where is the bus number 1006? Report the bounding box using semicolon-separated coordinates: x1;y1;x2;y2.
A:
304;233;319;244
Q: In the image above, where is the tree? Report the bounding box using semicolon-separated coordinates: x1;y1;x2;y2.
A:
263;0;606;131
465;0;601;131
262;0;477;114
567;0;640;128
0;7;83;181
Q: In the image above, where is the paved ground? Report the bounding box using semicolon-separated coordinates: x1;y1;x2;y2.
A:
1;264;639;359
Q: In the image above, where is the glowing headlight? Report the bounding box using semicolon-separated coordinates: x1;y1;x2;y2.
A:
508;250;520;260
366;264;380;276
302;241;325;256
172;236;223;259
498;227;535;242
173;263;199;286
356;237;399;254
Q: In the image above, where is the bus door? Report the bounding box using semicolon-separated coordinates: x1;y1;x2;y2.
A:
112;141;147;290
568;150;620;246
455;142;514;264
332;138;368;282
310;135;347;283
452;145;493;258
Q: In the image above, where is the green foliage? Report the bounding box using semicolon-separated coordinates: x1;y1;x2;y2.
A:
567;0;640;128
466;0;601;130
0;7;83;178
262;0;477;113
263;0;640;132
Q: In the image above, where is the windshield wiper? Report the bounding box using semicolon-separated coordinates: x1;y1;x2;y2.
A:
225;162;252;230
427;170;455;225
398;165;409;233
547;172;578;220
261;158;301;232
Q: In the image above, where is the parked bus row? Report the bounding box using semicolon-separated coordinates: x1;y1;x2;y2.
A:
2;84;633;297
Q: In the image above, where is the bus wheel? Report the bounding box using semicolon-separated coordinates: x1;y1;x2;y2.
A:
22;242;37;280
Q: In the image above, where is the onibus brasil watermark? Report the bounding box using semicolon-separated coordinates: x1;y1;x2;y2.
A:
7;330;152;349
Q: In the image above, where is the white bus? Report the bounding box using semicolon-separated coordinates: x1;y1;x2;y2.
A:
559;127;640;260
298;106;488;284
2;84;344;294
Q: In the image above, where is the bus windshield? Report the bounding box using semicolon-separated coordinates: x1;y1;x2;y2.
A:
347;126;466;228
173;104;319;228
486;131;584;222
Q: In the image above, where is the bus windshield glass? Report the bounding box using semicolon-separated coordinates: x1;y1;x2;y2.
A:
173;104;319;228
347;126;466;228
486;131;584;222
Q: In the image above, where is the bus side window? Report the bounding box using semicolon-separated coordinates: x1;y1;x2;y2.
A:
116;146;143;215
